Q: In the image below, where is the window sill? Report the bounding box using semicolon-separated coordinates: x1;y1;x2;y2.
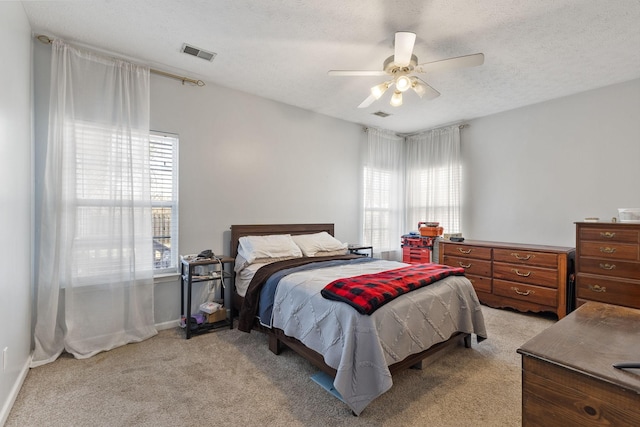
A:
154;272;179;285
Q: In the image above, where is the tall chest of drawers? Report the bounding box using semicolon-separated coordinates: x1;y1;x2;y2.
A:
439;240;575;319
575;222;640;309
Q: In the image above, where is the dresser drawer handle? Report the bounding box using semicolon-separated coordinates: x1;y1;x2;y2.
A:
599;247;616;254
511;269;532;277
599;263;616;270
588;284;607;293
457;248;472;254
511;287;534;296
511;252;533;260
458;262;472;268
600;232;616;239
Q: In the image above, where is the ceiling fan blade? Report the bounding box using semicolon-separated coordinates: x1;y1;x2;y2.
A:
412;78;440;100
328;70;388;76
394;32;416;67
358;94;377;109
415;53;484;74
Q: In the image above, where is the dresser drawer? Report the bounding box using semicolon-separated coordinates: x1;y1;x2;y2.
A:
494;279;557;307
442;244;492;260
466;274;492;294
493;248;557;268
580;227;639;244
443;256;492;277
402;246;431;264
493;262;559;288
576;274;640;309
578;257;640;280
579;241;639;261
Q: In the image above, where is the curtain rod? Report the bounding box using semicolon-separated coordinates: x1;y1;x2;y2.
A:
398;123;469;137
36;35;205;87
363;123;469;136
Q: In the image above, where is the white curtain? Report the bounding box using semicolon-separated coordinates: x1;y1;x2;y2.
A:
32;40;157;366
405;126;462;235
361;128;405;256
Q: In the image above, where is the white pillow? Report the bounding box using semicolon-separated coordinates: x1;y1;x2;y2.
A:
313;249;350;257
237;234;302;267
234;253;249;274
291;232;348;257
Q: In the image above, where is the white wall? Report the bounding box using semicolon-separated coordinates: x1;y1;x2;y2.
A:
461;79;640;247
0;2;33;425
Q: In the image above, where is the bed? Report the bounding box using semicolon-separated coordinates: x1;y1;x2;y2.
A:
230;223;487;415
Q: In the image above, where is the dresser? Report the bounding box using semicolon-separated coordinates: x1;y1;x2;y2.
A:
517;302;640;426
575;221;640;309
439;240;575;319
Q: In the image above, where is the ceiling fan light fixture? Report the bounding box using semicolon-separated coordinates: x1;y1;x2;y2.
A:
390;90;403;107
328;32;482;109
411;78;427;98
371;81;390;99
395;75;412;92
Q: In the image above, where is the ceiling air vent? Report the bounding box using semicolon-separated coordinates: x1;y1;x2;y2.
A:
181;44;216;61
373;111;391;117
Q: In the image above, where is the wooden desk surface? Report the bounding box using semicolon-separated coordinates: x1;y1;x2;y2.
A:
518;301;640;393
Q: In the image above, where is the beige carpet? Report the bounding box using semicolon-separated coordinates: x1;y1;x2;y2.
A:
6;306;554;427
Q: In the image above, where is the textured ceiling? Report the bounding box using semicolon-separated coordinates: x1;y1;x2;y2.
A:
22;0;640;133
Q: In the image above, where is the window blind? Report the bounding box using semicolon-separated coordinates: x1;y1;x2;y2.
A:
150;132;179;272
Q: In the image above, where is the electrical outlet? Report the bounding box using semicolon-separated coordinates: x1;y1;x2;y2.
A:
2;347;7;371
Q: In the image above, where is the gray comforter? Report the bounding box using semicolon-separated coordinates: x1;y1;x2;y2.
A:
241;257;487;415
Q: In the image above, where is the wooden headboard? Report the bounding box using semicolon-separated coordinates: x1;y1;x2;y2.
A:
230;223;335;258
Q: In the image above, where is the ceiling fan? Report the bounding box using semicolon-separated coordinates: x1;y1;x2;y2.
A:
328;32;484;108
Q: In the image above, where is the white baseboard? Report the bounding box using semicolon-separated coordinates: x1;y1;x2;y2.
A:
155;319;180;331
0;353;32;427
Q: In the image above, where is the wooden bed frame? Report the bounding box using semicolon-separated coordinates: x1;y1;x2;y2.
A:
229;223;471;379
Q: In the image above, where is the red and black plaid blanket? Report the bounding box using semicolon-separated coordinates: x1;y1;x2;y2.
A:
321;263;465;315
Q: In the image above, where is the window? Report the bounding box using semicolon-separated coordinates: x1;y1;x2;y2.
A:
362;126;461;252
362;166;395;250
150;131;179;273
361;128;405;253
405;164;461;235
67;121;156;284
404;126;462;236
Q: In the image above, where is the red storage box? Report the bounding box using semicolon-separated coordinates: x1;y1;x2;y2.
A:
402;246;431;264
418;221;444;237
401;233;434;264
419;226;443;237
